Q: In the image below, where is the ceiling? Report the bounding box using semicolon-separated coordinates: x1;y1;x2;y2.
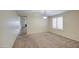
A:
16;10;69;16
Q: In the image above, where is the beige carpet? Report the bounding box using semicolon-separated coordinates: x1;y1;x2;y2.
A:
13;32;79;48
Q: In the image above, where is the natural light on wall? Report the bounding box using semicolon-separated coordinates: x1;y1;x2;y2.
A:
52;16;63;30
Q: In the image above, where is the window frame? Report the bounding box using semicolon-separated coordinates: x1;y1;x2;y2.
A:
52;16;63;30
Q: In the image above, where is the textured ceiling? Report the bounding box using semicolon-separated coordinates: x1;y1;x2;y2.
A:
16;10;69;16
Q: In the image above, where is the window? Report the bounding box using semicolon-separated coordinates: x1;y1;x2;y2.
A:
52;16;63;30
52;17;57;29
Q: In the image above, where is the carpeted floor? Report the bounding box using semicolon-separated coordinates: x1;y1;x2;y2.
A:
13;32;79;48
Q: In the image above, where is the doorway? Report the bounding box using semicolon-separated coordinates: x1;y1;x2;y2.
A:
20;16;28;35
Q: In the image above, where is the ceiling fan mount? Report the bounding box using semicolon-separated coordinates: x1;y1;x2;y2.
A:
43;10;47;19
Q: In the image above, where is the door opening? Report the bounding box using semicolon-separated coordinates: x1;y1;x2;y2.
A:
20;16;28;35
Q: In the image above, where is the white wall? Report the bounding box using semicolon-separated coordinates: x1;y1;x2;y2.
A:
27;13;48;34
0;11;21;48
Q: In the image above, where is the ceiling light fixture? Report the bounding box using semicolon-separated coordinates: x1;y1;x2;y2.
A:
43;16;47;19
43;10;47;19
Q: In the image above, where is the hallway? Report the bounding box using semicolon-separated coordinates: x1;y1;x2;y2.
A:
13;32;79;48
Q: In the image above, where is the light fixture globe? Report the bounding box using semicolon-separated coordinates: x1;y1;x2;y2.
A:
43;16;47;19
43;10;47;19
